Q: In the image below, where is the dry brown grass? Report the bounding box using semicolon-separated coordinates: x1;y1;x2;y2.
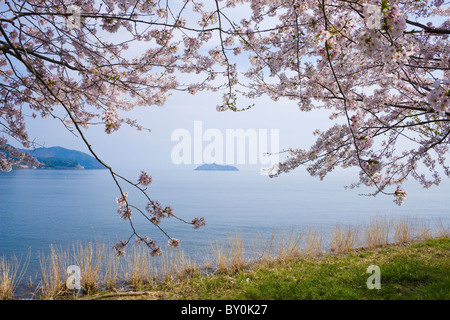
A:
72;241;104;294
304;228;323;257
390;217;436;244
274;228;304;262
415;220;433;242
363;215;390;249
158;247;198;282
38;245;69;299
329;224;360;254
103;244;121;291
124;244;156;289
0;252;29;300
436;218;450;238
385;217;445;245
250;231;276;264
209;234;247;274
250;228;305;266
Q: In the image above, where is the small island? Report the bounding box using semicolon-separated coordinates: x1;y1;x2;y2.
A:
194;163;239;171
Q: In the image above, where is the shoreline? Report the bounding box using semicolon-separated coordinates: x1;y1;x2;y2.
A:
2;216;448;300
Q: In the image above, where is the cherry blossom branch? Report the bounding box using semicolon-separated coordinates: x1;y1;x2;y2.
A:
405;19;450;35
0;16;204;256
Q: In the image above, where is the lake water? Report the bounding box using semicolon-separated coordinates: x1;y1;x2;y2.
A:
1;167;449;293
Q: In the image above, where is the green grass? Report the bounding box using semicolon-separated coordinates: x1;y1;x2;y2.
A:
157;238;449;300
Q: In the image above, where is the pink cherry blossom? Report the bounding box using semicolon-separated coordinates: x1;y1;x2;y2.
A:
168;238;180;248
393;186;407;206
115;192;128;207
113;240;127;257
138;171;152;186
192;217;206;229
118;207;132;220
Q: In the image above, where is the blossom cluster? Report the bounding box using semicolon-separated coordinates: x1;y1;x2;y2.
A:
168;238;180;248
113;236;180;257
135;236;162;256
384;5;407;38
350;113;374;150
359;155;383;187
0;159;13;172
117;206;132;220
146;200;173;225
393;186;407;206
355;4;414;66
427;80;450;113
115;192;128;207
102;108;121;134
115;191;131;220
138;171;152;186
361;156;383;177
356;31;413;67
192;217;206;229
113;240;127;257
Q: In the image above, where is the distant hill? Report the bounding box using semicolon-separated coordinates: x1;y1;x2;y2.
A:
194;163;239;171
20;146;105;169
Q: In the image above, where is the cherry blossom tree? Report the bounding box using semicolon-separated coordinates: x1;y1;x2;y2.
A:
1;0;449;254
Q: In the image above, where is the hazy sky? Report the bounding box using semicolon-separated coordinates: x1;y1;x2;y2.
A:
22;85;335;173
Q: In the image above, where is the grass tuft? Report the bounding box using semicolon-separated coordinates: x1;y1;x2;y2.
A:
0;252;29;300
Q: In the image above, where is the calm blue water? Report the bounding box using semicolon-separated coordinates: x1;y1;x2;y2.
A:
1;167;449;290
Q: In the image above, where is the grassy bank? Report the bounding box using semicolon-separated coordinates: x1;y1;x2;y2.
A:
156;237;449;300
1;216;449;300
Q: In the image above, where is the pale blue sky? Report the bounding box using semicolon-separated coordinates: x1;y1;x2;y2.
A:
22;87;333;173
